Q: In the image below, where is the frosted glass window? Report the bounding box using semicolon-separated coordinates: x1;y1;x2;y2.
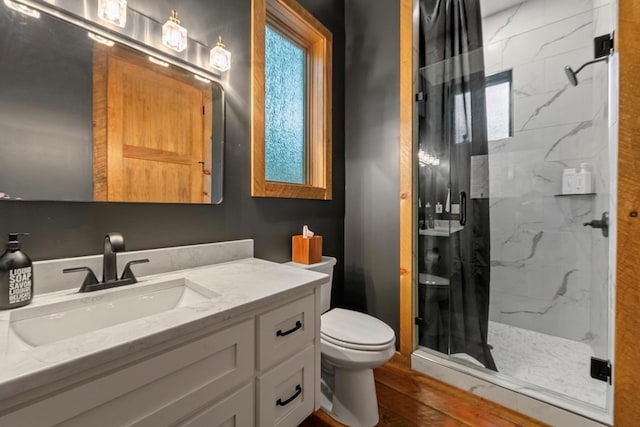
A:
485;70;512;141
453;70;513;144
265;25;306;184
454;91;472;144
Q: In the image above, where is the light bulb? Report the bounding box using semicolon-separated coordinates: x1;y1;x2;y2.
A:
209;36;231;72
148;56;169;67
194;74;211;84
98;0;127;28
88;32;115;47
418;149;440;167
162;10;188;52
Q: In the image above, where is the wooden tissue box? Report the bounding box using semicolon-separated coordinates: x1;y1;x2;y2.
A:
292;235;322;264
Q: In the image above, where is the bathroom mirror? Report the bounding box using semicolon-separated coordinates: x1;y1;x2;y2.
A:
0;2;224;204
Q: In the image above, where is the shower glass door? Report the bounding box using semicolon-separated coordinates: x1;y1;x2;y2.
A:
416;0;617;417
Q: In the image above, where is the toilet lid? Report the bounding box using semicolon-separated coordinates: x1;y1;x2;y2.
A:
321;309;395;350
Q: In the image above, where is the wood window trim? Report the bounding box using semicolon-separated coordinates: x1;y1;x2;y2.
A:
251;0;333;200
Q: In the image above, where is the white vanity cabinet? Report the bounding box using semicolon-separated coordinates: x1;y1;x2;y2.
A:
256;293;317;427
0;290;320;427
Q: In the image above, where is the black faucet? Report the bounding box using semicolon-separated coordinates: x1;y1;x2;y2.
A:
63;233;149;292
103;232;125;283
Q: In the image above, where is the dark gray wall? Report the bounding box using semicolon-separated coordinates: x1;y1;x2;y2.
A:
0;0;346;302
344;0;401;339
0;9;93;200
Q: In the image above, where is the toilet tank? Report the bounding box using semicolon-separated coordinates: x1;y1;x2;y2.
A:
284;256;336;313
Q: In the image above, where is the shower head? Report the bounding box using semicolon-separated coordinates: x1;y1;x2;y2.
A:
564;66;578;87
563;56;608;87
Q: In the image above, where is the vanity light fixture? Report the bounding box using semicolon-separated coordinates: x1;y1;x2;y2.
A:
97;0;127;28
194;74;211;84
3;0;40;18
209;36;231;72
88;32;115;47
162;10;188;52
419;149;440;167
148;56;170;67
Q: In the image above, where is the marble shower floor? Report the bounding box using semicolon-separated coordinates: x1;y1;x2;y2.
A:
486;321;608;408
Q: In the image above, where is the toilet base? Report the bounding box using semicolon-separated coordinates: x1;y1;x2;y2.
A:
321;365;379;427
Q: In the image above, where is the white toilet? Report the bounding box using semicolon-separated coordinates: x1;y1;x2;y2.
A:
286;256;395;427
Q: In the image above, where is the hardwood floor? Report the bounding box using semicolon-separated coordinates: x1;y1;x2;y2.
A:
300;359;548;427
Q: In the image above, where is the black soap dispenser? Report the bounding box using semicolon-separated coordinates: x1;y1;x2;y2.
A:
0;233;33;309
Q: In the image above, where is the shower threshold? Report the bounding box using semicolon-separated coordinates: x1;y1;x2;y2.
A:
412;340;611;425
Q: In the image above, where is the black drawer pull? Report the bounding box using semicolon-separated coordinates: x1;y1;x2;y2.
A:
276;385;302;407
276;320;302;337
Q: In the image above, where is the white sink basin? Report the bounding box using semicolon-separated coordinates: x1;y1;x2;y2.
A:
8;278;218;351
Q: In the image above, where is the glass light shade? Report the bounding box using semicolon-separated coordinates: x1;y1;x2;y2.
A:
209;37;231;72
98;0;127;28
162;11;187;52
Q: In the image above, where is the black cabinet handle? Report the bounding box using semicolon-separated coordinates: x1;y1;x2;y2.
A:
460;191;467;226
276;385;302;407
276;320;303;337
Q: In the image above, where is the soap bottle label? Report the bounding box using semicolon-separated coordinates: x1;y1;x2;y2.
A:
9;266;32;305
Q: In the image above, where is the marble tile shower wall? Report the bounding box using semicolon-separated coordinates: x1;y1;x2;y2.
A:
482;0;614;351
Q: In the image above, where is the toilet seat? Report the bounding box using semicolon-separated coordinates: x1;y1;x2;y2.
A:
321;308;395;351
321;333;395;351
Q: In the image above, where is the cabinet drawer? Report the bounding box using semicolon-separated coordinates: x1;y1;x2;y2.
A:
180;382;254;427
257;345;315;427
2;319;255;427
258;293;315;370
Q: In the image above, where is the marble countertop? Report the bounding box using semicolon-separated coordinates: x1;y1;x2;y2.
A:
0;257;326;403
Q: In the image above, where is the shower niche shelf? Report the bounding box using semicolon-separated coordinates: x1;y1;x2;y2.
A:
554;193;596;197
419;223;464;237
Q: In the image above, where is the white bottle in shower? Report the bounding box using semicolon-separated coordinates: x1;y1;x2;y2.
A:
562;168;577;194
575;163;593;194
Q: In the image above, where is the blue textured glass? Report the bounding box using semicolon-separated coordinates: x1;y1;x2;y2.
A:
265;25;306;184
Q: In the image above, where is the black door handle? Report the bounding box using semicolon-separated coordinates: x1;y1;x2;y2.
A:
276;385;302;407
276;320;303;337
460;191;467;226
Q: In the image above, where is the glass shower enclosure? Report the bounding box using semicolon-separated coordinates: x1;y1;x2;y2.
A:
414;0;617;420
